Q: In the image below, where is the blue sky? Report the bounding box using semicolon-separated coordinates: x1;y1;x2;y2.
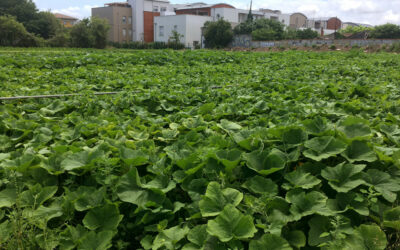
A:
33;0;400;25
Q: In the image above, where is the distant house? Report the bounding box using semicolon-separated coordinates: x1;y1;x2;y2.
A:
54;13;79;28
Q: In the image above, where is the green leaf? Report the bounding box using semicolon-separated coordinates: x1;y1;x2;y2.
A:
0;188;17;208
120;147;149;167
303;136;347;161
83;204;123;231
116;168;165;208
78;231;114;250
60;147;104;171
232;130;260;151
20;185;58;209
244;148;286;176
341;224;387;250
218;119;242;132
341;141;377;163
0;221;11;244
207;204;257;242
282;127;308;146
286;190;328;220
283;169;321;190
73;186;105;211
243;176;278;196
249;234;292;250
302;116;330;135
308;215;353;247
337;116;371;140
214;149;242;170
364;169;400;202
284;230;305;248
152;225;190;250
327;192;369;216
199;182;243;217
142;175;176;193
383;207;400;231
187;225;208;247
308;215;332;246
321;163;366;192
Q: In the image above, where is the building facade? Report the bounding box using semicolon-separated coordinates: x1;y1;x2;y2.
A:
154;15;212;48
289;13;307;29
54;13;78;28
92;2;133;43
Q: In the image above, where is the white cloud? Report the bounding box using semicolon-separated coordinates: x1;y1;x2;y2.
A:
383;10;400;23
51;5;99;19
37;0;400;25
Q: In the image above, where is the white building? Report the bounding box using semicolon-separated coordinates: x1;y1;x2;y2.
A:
154;15;212;48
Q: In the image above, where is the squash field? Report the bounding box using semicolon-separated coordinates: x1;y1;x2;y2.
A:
0;49;400;249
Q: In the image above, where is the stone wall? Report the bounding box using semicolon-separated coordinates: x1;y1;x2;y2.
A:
231;35;400;48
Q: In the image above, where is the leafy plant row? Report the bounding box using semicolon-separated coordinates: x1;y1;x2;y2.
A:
0;49;400;249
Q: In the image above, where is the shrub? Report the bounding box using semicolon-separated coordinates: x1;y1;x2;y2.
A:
0;15;42;47
47;31;70;47
203;19;233;49
70;17;109;49
330;45;337;50
370;24;400;39
296;28;319;39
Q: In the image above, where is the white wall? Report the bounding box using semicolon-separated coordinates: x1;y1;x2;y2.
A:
154;15;187;44
143;0;173;12
128;0;144;41
186;15;213;47
154;15;212;48
211;8;239;23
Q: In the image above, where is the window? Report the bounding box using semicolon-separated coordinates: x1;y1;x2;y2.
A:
153;6;159;12
128;17;132;24
161;7;167;12
174;25;178;31
129;29;132;36
63;21;67;25
122;16;126;24
122;29;126;37
159;26;164;37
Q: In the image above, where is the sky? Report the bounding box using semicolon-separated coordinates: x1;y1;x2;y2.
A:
33;0;400;25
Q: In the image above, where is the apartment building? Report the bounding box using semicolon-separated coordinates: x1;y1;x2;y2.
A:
92;2;133;43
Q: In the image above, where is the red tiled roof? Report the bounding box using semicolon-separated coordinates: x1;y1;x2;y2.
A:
54;13;78;20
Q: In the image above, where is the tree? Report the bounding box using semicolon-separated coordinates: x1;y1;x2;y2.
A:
70;19;93;48
70;17;109;48
0;0;38;31
296;28;319;39
169;30;184;44
370;24;400;39
26;11;61;39
203;19;233;49
339;25;373;35
233;20;254;35
0;15;42;47
90;17;109;49
234;18;285;41
251;19;285;41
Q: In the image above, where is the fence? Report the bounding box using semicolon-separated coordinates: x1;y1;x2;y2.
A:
231;35;400;48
